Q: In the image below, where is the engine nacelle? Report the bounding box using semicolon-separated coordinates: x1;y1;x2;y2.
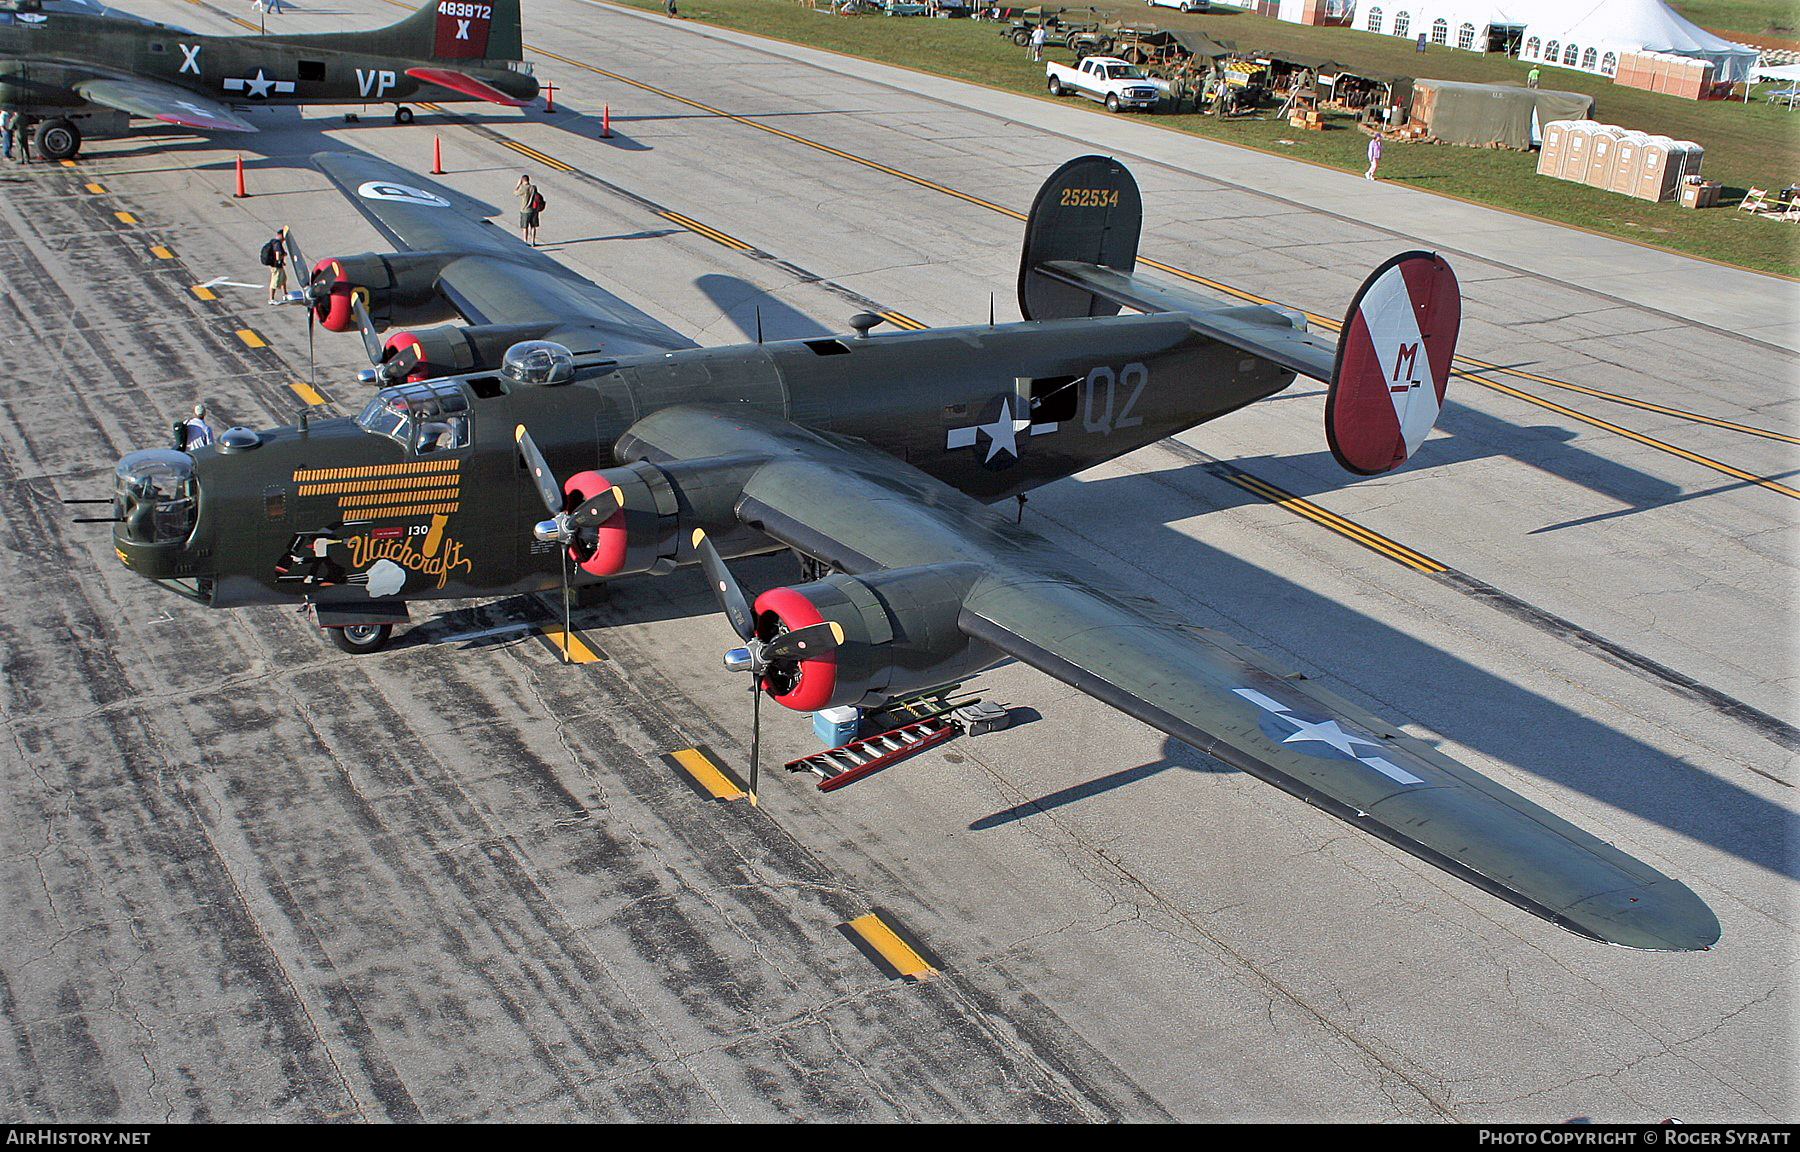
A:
560;455;773;579
381;323;559;383
751;564;994;713
308;251;460;333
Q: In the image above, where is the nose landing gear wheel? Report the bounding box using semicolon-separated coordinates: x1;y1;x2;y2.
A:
327;623;393;653
394;106;414;124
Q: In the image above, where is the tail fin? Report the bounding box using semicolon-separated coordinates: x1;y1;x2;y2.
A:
1325;252;1460;476
377;0;524;63
1018;156;1142;321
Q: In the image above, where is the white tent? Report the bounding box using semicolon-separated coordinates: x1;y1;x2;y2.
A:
1517;0;1757;83
1350;2;1757;83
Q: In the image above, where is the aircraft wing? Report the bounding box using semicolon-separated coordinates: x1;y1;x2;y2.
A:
622;404;1720;952
312;151;696;355
72;75;257;133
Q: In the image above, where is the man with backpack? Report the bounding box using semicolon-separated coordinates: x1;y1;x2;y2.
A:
261;225;289;304
515;174;543;246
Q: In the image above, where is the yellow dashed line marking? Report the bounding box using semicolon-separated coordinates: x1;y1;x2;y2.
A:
290;381;326;406
667;747;746;802
114;211;136;225
235;328;266;349
149;246;173;260
541;628;601;663
85;182;105;194
842;913;935;982
59;159;75;168
191;285;217;301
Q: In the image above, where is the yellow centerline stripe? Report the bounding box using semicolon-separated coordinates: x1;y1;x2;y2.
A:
501;139;575;173
191;285;217;301
290;381;326;405
668;747;746;802
150;246;174;260
658;210;751;251
843;914;934;981
235;328;266;349
1223;472;1446;573
85;182;105;194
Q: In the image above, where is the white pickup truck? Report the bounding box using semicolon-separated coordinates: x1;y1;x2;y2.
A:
1045;56;1162;113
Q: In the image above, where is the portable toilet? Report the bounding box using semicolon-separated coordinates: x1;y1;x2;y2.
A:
1537;119;1575;179
1669;140;1704;181
1560;121;1598;183
1607;131;1650;196
1584;125;1626;188
1636;137;1694;202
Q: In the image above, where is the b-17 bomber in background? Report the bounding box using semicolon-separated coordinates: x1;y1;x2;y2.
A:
101;151;1722;955
0;0;537;158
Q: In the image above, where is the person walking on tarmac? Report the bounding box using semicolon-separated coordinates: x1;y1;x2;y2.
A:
515;174;542;246
261;225;289;304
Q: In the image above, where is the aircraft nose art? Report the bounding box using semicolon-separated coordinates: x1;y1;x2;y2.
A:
1326;252;1460;476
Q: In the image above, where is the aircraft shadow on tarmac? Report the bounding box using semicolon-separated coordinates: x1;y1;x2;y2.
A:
962;462;1790;883
1248;388;1685;511
694;274;838;342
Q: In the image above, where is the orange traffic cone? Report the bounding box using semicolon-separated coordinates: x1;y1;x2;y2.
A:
233;155;248;198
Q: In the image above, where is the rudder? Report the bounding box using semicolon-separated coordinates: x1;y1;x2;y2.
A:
1326;251;1460;476
1018;156;1142;322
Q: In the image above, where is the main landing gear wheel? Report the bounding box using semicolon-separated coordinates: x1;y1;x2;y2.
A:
327;623;393;653
394;106;414;124
34;118;80;161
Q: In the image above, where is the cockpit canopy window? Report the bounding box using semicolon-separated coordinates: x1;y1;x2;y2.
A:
114;450;197;545
355;381;472;454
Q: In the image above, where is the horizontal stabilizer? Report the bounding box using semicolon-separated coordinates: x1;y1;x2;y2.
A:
404;67;532;107
1035;260;1337;380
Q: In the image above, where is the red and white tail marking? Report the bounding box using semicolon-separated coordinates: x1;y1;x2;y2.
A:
1326;252;1460;476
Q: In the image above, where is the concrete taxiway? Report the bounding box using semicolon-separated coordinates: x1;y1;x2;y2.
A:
0;0;1793;1123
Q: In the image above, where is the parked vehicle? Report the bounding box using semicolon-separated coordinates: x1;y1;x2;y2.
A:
1046;55;1161;112
1147;0;1209;10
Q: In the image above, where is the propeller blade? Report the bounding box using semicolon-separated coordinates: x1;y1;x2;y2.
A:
748;676;761;808
350;294;384;366
558;544;571;664
283;231;309;293
760;620;843;664
691;529;756;643
514;425;566;520
569;486;624;528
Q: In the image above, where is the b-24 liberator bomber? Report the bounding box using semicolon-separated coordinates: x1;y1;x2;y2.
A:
105;151;1721;953
0;0;537;158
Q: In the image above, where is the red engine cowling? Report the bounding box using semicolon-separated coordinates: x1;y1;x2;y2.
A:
378;323;558;383
555;457;773;579
750;565;993;713
306;251;459;333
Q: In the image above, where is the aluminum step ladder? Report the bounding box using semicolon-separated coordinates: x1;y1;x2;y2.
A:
783;717;956;792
